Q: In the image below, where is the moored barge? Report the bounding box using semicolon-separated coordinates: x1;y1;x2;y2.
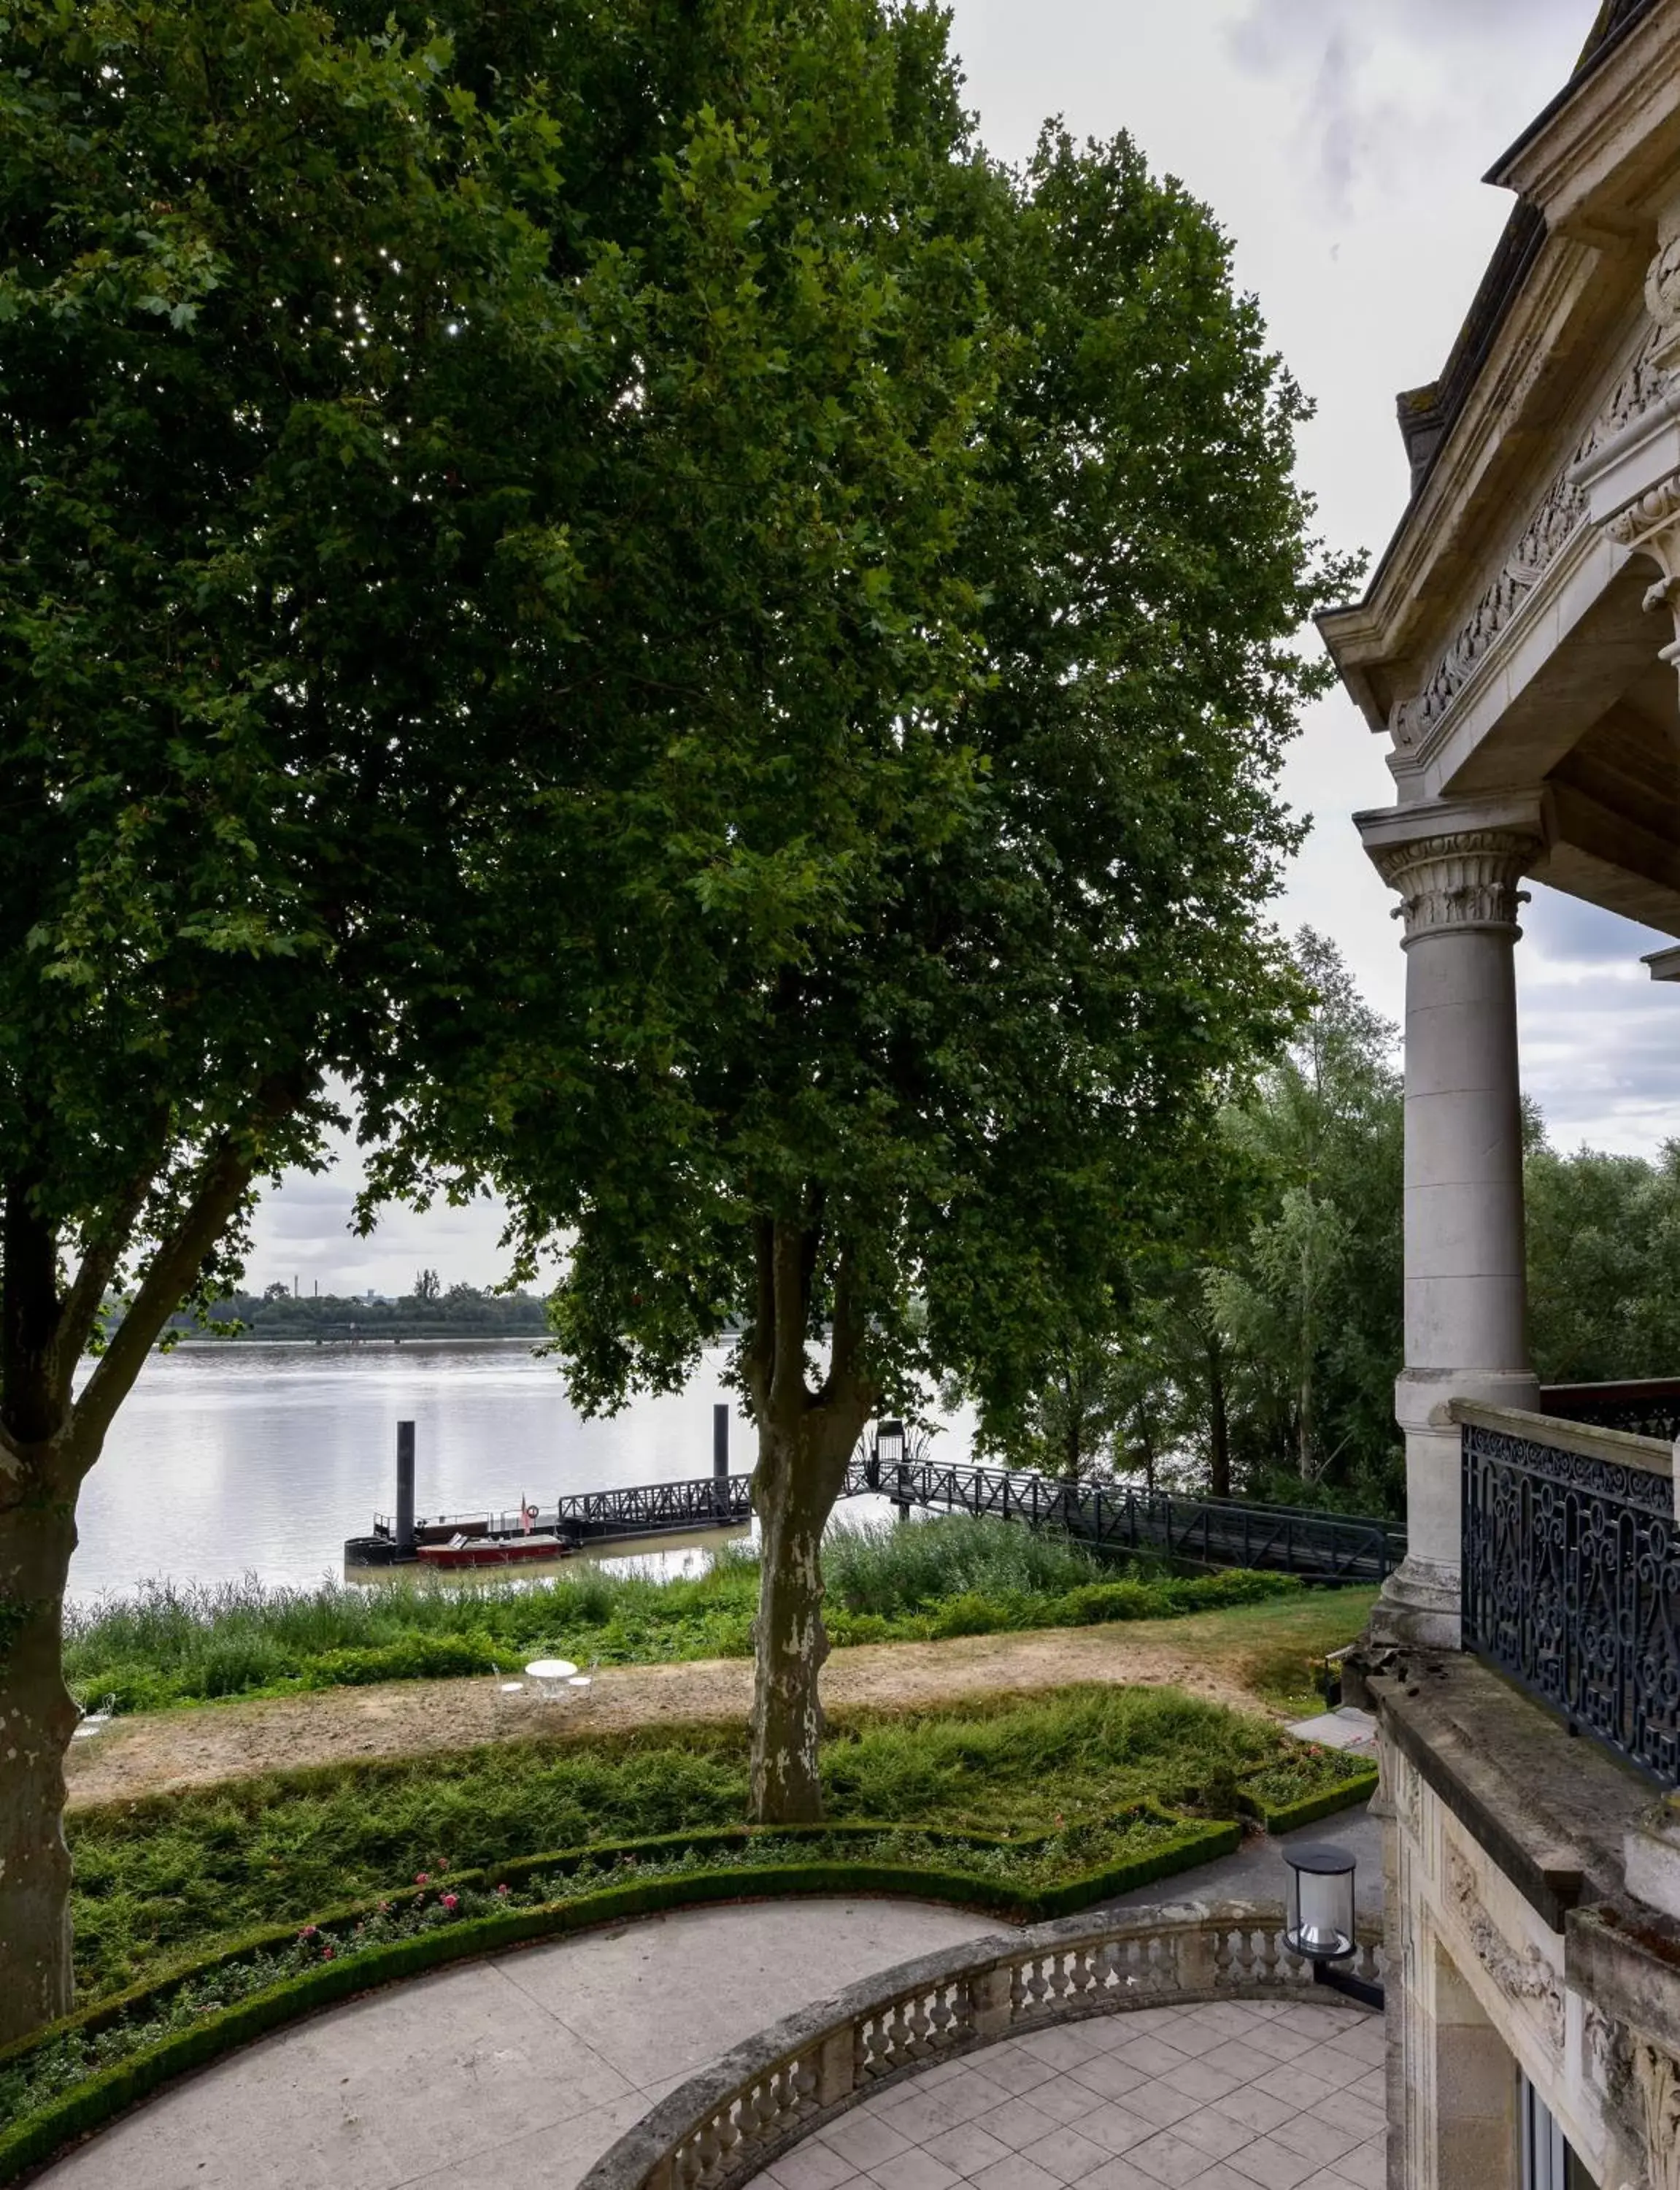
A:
344;1413;756;1569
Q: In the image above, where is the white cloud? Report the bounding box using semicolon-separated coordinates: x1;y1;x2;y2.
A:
247;1113;518;1299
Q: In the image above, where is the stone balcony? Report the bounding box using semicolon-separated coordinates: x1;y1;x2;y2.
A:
1344;1379;1680;2186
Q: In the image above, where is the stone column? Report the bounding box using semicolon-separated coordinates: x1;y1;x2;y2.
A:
1362;814;1544;1648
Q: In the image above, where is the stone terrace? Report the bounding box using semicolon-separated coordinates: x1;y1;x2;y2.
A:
747;1997;1385;2190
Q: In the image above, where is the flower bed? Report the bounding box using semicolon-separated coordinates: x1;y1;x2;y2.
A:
1235;1745;1377;1833
0;1809;1237;2185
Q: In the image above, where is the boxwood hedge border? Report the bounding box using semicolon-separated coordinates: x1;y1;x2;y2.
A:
1236;1762;1377;1834
0;1810;1238;2186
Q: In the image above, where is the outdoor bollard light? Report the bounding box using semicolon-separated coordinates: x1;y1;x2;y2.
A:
1282;1843;1384;2010
877;1419;911;1517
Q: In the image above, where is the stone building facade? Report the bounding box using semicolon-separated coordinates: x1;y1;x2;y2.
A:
1319;3;1680;2183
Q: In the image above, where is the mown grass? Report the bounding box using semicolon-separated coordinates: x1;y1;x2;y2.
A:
64;1681;1370;2005
63;1517;1312;1713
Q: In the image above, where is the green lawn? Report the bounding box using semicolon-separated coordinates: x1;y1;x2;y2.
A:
66;1680;1370;2005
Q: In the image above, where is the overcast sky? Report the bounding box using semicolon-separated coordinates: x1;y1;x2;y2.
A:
250;0;1678;1299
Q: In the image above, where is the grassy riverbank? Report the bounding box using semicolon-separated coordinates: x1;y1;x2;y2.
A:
66;1517;1314;1713
64;1680;1368;2003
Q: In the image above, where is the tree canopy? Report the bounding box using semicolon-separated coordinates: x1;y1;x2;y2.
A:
0;0;1003;2035
368;107;1353;1814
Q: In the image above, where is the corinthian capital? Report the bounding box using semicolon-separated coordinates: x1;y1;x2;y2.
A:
1368;828;1540;945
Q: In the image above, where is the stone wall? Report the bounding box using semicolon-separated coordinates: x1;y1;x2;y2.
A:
1379;1732;1680;2190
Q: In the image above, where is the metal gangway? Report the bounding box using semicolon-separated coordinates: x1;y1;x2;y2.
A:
549;1429;1402;1580
844;1428;1403;1585
359;1420;1403;1580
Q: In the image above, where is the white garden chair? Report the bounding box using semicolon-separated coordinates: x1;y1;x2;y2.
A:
490;1663;527;1713
564;1658;599;1707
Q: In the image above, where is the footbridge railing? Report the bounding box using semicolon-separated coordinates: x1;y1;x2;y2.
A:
368;1449;1403;1580
847;1440;1403;1583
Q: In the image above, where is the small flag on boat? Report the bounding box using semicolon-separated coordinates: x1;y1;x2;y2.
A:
520;1499;537;1534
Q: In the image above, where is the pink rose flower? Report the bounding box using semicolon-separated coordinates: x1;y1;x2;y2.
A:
442;1893;459;1912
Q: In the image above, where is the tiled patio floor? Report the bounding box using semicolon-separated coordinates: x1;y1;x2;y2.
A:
749;1997;1386;2190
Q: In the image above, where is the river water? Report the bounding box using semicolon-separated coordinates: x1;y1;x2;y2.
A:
69;1341;973;1599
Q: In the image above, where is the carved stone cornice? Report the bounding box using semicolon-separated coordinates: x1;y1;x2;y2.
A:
1607;473;1680;691
1368;828;1540;947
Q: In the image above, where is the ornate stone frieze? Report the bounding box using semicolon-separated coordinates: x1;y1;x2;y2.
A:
1633;2038;1680;2190
1444;1839;1565;2051
1368;827;1538;944
1646;237;1680;353
1646;200;1680;379
1389;330;1670;753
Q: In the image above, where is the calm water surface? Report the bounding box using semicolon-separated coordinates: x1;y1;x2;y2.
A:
71;1342;971;1598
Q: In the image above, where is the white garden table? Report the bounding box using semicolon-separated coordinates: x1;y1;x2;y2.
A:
524;1656;578;1703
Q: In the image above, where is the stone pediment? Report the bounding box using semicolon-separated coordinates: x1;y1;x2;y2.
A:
1320;0;1680;937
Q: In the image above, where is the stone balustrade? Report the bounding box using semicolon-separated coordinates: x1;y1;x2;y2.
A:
578;1899;1386;2190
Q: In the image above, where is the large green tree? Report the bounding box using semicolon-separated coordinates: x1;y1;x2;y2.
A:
1208;932;1403;1495
0;0;614;2038
1;0;945;2039
373;120;1349;1820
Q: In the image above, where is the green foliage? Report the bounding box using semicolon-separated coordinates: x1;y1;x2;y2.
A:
1525;1138;1680;1383
64;1683;1301;2002
820;1514;1110;1611
63;1519;1308;1711
1209;932;1404;1497
967;931;1406;1510
366;88;1350;1475
1;0;615;1326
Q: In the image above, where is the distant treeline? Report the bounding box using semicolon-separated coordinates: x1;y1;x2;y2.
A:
163;1279;549;1342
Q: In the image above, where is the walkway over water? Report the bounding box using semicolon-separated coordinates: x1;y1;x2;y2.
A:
363;1449;1405;1586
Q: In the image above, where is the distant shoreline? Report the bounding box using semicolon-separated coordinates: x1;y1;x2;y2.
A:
166;1332;548;1348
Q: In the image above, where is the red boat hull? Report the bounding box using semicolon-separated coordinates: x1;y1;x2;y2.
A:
416;1535;571;1569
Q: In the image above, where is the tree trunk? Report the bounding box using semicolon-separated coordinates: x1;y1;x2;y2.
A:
0;1121;267;2045
0;1480;80;2045
750;1418;846;1824
1207;1345;1230;1500
741;1214;875;1826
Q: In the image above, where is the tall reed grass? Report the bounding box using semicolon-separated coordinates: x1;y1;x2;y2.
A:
62;1515;1301;1713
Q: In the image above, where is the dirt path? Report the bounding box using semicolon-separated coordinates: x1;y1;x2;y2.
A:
63;1623;1267;1811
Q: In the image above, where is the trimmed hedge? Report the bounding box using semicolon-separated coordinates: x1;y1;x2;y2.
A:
1236;1764;1377;1834
0;1811;1235;2184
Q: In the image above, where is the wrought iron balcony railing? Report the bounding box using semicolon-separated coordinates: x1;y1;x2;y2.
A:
1538;1378;1680;1442
1459;1400;1680;1786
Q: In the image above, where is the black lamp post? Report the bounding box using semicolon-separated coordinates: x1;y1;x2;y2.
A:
876;1419;909;1514
1282;1843;1384;2010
